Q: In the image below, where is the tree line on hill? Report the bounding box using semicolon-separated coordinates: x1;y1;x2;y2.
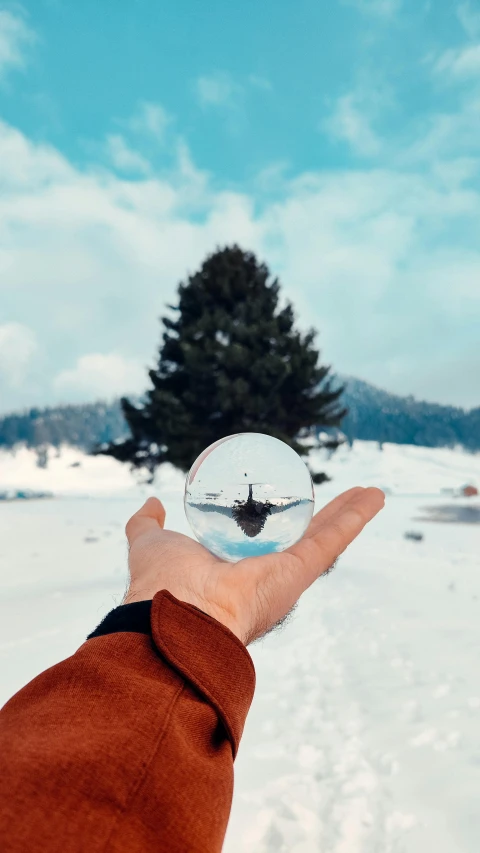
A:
1;381;478;457
0;402;125;454
341;378;480;452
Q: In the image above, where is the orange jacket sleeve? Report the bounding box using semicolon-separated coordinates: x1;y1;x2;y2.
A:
0;590;256;853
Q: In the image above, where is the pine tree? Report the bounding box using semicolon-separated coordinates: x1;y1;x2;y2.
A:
99;246;347;481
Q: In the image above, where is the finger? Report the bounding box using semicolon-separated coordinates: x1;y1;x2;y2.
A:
303;487;365;539
125;497;166;545
244;487;383;603
236;487;384;644
289;487;385;587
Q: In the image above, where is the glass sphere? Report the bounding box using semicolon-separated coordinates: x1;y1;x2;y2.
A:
184;433;314;562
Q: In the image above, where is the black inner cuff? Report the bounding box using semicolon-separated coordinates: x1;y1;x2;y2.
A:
87;600;153;639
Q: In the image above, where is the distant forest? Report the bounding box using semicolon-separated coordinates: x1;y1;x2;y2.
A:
0;378;479;454
341;378;479;452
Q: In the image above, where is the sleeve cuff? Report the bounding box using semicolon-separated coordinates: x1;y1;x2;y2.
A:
151;590;256;757
87;590;256;758
87;599;152;639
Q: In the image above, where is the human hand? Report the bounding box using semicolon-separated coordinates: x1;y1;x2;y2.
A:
124;486;384;645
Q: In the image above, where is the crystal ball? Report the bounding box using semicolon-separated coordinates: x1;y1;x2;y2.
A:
184;433;314;562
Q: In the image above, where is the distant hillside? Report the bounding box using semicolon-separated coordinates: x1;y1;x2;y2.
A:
0;402;127;453
341;378;480;452
0;380;478;454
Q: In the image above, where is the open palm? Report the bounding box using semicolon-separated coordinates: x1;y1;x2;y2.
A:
124;486;384;645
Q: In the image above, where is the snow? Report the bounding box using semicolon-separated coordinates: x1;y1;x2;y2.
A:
1;441;479;852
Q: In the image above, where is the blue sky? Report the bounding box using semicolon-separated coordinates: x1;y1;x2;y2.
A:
0;0;479;413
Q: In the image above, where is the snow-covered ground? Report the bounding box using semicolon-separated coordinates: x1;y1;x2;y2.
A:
1;441;479;852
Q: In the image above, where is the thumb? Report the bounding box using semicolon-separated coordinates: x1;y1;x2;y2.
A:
125;497;166;545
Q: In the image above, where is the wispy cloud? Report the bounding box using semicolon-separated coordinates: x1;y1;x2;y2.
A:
105;134;151;174
323;92;382;157
457;2;480;39
254;160;290;193
194;70;272;114
128;101;171;141
402;92;480;163
248;74;272;92
195;71;241;108
0;9;35;80
341;0;401;18
434;43;480;79
194;71;262;136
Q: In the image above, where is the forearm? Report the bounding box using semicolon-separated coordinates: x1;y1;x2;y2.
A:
0;591;255;853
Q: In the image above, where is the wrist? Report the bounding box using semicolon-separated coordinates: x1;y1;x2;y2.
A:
122;587;153;606
124;585;248;645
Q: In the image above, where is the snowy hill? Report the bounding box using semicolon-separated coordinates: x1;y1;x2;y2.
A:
1;441;479;852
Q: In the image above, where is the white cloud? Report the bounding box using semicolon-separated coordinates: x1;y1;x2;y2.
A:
54;353;146;401
434;43;480;78
0;322;37;388
128;101;171;140
196;71;241;108
341;0;401;17
105;134;151;174
0;120;73;188
0;118;479;413
323;93;382;156
457;2;480;39
0;9;34;80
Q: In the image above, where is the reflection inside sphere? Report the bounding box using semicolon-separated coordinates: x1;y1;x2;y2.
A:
184;433;314;562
